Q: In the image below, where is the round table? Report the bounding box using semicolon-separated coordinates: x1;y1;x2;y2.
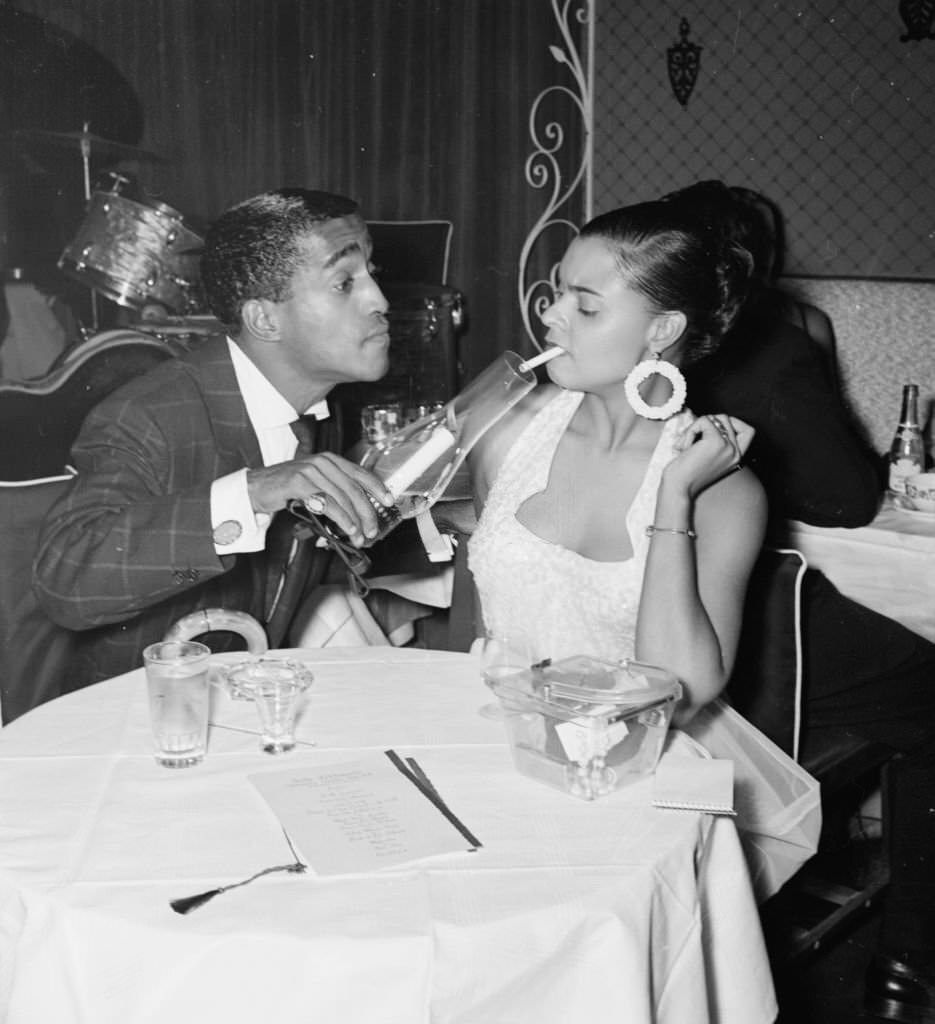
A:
0;647;776;1023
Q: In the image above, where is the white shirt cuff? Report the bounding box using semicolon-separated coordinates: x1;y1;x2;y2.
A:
210;469;271;554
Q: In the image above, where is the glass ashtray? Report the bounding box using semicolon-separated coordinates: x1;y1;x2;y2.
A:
487;655;681;800
217;657;314;702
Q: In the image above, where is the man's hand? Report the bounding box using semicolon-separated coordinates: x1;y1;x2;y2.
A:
247;453;393;546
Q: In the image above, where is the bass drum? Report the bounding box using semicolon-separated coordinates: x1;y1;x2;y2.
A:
1;329;175;480
59;190;203;314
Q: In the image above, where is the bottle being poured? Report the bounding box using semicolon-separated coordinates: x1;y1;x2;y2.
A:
305;346;563;546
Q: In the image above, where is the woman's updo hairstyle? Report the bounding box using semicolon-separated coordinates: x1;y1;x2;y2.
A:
578;199;752;364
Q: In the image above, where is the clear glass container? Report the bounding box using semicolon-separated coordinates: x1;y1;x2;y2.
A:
486;655;682;800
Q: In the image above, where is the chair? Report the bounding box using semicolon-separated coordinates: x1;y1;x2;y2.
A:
366;220;454;284
727;547;893;965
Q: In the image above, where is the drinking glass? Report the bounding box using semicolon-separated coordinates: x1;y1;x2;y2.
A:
247;660;313;754
477;629;537;721
143;640;211;768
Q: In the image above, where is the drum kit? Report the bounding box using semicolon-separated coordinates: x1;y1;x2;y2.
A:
11;125;220;341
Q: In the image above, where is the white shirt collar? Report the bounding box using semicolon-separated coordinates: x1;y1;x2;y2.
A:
226;338;330;428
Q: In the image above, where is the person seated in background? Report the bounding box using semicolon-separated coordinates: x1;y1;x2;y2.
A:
34;188;394;690
667;180;881;527
468;198;766;726
665;179;935;1022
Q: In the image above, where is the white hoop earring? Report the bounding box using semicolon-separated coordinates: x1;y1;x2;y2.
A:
623;357;687;420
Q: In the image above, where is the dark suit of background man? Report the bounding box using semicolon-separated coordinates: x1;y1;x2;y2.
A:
34;188;394;689
673;180;935;1021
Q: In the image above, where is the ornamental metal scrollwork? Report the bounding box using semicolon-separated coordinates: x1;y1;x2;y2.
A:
667;18;702;107
518;0;593;351
899;0;935;41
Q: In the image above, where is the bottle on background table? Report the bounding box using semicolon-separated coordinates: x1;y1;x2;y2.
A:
888;382;924;496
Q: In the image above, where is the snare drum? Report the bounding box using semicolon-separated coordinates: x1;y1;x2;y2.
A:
59;191;203;313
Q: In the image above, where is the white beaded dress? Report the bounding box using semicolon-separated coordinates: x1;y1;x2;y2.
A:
468;388;694;663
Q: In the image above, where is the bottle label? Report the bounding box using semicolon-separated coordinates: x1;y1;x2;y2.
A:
382;426;456;498
889;456;923;494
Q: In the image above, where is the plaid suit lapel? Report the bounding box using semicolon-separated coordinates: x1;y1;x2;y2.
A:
185;335;263;470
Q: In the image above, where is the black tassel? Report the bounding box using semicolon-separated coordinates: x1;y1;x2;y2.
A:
170;888;224;915
170;861;306;915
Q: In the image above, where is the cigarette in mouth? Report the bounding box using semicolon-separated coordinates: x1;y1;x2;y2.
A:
518;347;565;374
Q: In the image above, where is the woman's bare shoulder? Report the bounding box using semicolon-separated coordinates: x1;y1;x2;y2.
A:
469;382;559;500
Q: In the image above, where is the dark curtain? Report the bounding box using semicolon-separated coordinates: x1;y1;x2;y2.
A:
7;0;585;378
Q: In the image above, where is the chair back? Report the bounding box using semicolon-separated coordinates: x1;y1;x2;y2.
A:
366;220;454;284
726;547;808;760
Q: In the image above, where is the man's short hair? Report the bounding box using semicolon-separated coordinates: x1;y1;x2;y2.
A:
201;188;360;327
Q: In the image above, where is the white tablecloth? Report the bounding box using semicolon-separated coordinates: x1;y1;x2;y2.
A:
785;498;935;641
0;648;776;1024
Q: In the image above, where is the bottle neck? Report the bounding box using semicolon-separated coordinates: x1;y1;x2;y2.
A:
898;387;920;428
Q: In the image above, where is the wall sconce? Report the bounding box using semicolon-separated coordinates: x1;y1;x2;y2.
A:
899;0;935;41
667;18;701;106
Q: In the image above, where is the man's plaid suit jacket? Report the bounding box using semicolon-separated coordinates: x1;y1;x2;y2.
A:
33;334;335;690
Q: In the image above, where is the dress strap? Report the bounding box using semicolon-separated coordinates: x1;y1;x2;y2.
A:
485;389;584;515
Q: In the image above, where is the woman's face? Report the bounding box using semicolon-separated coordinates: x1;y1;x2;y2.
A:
540;235;662;393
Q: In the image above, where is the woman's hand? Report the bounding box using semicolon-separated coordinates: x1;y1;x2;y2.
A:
664;414;754;499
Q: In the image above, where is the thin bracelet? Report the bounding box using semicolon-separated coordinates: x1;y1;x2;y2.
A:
645;525;697;539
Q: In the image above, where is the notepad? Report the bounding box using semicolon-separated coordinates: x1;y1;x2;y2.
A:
652;757;736;815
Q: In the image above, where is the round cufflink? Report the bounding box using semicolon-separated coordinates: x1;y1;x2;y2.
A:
212;519;243;546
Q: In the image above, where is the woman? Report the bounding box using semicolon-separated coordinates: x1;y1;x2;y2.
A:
468;200;767;727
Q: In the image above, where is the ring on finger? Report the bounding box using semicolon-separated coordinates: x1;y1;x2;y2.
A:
304;492;327;515
709;416;731;442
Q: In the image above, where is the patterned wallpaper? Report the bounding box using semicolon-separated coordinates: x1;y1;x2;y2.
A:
591;1;935;277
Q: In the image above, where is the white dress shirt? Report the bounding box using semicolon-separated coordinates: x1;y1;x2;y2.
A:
210;338;329;554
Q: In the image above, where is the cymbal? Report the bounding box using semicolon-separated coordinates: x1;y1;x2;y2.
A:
11;128;166;164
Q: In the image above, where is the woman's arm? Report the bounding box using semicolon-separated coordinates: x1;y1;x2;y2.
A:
635;418;768;726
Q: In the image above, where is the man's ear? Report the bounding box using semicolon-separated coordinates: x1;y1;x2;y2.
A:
648;310;687;354
241;298;280;341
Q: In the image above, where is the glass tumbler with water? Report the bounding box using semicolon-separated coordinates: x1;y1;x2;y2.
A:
477;629;538;721
143;640;211;768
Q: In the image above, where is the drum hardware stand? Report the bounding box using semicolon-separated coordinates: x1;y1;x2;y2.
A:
79;122;100;332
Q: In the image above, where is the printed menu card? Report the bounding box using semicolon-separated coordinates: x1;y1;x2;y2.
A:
249;753;474;876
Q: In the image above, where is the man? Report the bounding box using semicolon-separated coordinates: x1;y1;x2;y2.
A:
672;180;935;1022
34;188;393;688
